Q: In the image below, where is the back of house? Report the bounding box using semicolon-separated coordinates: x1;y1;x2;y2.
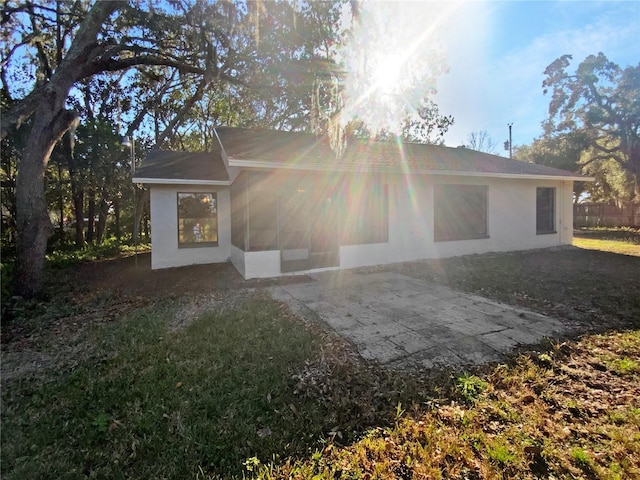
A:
132;127;589;278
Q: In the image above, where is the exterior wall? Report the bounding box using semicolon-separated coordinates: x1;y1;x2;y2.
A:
150;173;574;277
230;244;246;277
560;180;574;244
243;250;282;279
149;184;231;269
239;173;573;277
230;245;283;279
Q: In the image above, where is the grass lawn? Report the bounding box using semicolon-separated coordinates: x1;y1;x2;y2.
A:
573;227;640;256
2;234;639;479
1;293;439;479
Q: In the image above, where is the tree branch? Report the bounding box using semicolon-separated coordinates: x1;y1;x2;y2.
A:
155;40;219;146
50;108;80;146
2;1;120;139
1;86;43;139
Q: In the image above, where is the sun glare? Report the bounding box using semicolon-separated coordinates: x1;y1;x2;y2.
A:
373;56;403;95
343;2;464;134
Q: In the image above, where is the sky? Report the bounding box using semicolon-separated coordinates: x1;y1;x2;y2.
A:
430;0;640;152
345;1;639;153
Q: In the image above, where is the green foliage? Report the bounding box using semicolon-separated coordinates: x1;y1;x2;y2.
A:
400;99;455;145
542;53;640;202
45;238;150;268
1;92;26;250
3;0;348;297
455;373;488;404
514;130;590;199
537;353;553;366
91;413;111;434
582;153;637;205
486;440;516;465
515;130;588;172
608;357;639;374
571;447;591;466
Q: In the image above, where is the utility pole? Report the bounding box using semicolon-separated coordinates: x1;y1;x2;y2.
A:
504;123;513;159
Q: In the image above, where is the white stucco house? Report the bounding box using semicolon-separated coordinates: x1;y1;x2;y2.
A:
132;127;588;279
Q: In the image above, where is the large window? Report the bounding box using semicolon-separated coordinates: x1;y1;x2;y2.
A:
342;182;388;245
536;187;555;234
177;192;218;247
434;184;488;242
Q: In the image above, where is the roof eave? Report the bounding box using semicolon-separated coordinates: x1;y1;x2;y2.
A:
227;158;592;182
132;177;231;186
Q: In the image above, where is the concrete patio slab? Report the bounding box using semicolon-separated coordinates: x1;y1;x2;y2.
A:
269;271;566;370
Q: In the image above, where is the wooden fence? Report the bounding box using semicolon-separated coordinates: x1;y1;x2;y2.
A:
574;203;640;228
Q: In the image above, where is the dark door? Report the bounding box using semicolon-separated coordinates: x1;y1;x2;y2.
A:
309;191;340;269
279;184;340;273
279;188;311;273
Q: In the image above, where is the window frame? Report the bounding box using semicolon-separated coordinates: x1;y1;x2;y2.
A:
433;184;489;242
536;187;556;234
177;192;219;248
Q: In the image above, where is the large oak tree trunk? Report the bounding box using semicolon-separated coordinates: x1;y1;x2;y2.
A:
14;105;75;297
10;2;119;297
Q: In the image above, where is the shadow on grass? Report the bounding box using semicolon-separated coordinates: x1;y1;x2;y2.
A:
1;293;451;479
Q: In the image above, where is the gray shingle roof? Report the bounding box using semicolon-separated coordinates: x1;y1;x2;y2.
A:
134;149;229;182
216;127;585;178
133;127;587;183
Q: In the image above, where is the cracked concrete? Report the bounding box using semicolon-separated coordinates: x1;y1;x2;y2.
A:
269;271;566;370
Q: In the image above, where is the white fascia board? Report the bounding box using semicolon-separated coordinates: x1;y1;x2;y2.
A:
227;158;592;182
226;165;242;182
213;128;241;182
430;171;594;182
213;128;229;167
133;178;230;186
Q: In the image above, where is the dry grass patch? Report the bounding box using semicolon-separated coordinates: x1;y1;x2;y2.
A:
246;330;640;479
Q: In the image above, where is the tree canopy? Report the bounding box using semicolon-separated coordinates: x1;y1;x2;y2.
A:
1;0;454;298
0;0;346;297
541;52;640;201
